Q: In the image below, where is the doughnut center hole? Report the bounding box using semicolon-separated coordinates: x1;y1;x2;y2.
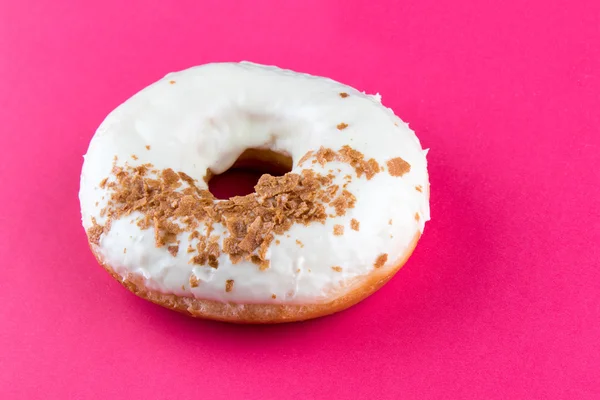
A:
207;148;293;200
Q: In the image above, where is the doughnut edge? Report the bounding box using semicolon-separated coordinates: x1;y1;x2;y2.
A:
90;232;421;324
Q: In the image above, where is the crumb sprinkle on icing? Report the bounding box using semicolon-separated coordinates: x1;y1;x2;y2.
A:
86;148;373;271
387;157;411;177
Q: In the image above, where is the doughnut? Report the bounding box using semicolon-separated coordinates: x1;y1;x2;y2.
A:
79;62;430;323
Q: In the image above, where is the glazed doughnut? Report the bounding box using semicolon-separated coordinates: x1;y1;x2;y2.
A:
79;62;430;323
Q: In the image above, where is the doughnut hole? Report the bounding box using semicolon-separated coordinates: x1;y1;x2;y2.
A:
207;148;293;199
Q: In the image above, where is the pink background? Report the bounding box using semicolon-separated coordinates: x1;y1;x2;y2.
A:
1;0;599;398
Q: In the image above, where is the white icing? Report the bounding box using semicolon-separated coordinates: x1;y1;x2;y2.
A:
79;62;430;304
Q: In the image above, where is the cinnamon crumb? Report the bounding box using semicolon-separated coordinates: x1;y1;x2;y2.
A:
387;157;411;177
161;168;180;186
275;239;280;245
374;254;388;268
322;184;339;202
189;231;201;241
389;219;393;225
258;233;273;261
169;80;176;84
415;213;420;221
168;245;179;257
189;274;199;288
350;219;360;231
314;147;338;166
203;168;213;184
225;279;234;292
255;258;270;271
367;159;381;178
123;248;127;254
297;150;313;166
339;92;349;98
145;145;151;150
87;217;104;245
296;239;304;248
271;294;277;299
95;202;99;207
331;266;343;272
415;185;423;192
99;178;108;189
331;190;357;216
339;145;380;179
205;239;221;269
297;146;380;180
187;245;194;253
337;123;348;130
333;224;344;235
131;154;138;160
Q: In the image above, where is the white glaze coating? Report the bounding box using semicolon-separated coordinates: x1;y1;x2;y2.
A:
79;62;430;304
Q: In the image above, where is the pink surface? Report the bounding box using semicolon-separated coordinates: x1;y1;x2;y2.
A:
1;1;599;398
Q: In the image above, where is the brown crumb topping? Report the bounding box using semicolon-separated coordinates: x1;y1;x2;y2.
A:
311;146;380;180
339;146;380;179
331;266;342;272
169;80;176;84
337;123;348;130
415;185;423;192
225;279;234;292
88;154;362;271
271;294;277;299
339;92;349;98
313;147;338;166
87;217;104;245
415;213;420;221
131;154;138;160
387;157;411;177
331;190;356;216
297;150;313;166
168;245;179;257
296;239;304;248
374;254;388;268
189;274;199;288
333;224;344;235
145;145;151;150
350;218;360;231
